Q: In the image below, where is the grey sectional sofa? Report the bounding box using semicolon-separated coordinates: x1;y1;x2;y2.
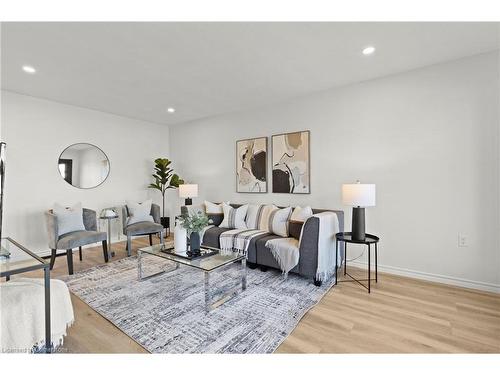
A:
181;204;344;286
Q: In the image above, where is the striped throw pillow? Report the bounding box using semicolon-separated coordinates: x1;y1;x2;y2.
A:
267;206;293;237
257;204;278;232
220;203;248;229
246;204;264;229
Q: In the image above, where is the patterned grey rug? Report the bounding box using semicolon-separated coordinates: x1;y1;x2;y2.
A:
62;255;335;353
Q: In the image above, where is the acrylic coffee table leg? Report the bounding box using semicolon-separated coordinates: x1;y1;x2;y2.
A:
241;258;247;291
137;250;143;280
204;271;211;313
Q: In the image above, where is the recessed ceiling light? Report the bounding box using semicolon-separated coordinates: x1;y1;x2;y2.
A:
362;46;376;56
167;107;175;113
22;65;36;74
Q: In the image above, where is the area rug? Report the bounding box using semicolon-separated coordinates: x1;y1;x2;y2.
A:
62;255;335;353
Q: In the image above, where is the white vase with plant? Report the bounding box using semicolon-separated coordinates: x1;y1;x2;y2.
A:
178;211;210;254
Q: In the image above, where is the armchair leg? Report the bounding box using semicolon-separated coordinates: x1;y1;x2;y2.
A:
49;249;57;270
66;249;74;275
79;246;83;261
148;234;153;246
127;236;132;257
102;240;109;263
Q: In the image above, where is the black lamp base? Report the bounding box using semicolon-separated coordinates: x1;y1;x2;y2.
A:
352;207;366;241
184;198;192;206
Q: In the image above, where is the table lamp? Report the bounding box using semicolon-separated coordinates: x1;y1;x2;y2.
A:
179;184;198;206
342;181;376;241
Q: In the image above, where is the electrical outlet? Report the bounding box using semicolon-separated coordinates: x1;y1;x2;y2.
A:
458;234;468;247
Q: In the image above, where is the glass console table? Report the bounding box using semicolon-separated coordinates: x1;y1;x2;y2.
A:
0;237;51;353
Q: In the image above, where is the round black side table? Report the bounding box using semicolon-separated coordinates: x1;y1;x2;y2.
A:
335;232;380;293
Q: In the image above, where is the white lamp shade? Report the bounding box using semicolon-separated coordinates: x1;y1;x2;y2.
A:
342;183;376;207
179;184;198;198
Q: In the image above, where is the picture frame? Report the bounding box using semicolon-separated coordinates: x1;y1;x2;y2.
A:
236;136;268;193
271;130;310;194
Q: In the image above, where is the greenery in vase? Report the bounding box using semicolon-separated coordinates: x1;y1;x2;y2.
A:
179;211;211;235
148;158;184;219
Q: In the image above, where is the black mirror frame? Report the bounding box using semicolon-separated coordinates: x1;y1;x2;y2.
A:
57;142;110;190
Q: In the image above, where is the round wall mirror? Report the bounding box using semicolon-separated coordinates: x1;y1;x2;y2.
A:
58;143;110;189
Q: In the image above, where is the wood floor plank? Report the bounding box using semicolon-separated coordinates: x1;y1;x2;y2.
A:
9;236;500;353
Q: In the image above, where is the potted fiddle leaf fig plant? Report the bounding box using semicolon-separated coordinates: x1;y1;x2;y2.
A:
148;158;184;236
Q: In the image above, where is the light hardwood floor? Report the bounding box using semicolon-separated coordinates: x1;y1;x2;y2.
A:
15;237;500;353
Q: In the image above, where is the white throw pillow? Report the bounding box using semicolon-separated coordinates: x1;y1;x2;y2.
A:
220;203;248;229
246;204;264;230
126;199;154;225
53;202;86;236
290;206;313;222
268;206;293;237
204;201;227;214
257;204;278;232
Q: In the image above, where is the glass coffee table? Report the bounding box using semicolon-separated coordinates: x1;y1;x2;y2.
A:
137;244;247;312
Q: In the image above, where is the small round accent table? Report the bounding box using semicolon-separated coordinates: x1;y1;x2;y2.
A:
335;232;380;293
100;215;119;258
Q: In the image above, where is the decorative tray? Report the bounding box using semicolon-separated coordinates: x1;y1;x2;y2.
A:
160;246;218;260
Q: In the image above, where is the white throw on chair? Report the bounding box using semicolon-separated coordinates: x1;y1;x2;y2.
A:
0;278;74;352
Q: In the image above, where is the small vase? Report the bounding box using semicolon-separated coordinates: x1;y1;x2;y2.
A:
190;231;201;253
174;224;187;252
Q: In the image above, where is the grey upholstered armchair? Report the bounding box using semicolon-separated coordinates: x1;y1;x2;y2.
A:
45;208;108;275
122;203;164;257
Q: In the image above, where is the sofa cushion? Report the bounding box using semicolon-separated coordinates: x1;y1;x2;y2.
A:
255;234;299;273
207;214;224;226
242;232;273;264
125;221;163;236
202;226;233;248
57;230;106;249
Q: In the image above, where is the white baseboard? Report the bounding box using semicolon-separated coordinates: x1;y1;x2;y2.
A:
349;260;500;294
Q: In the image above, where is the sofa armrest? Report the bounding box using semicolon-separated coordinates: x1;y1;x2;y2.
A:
298;210;344;278
298;217;320;278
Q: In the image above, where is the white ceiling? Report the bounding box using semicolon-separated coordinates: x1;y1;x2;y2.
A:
1;22;499;125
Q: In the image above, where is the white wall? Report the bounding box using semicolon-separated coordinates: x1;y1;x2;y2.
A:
1;91;172;255
170;52;500;292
